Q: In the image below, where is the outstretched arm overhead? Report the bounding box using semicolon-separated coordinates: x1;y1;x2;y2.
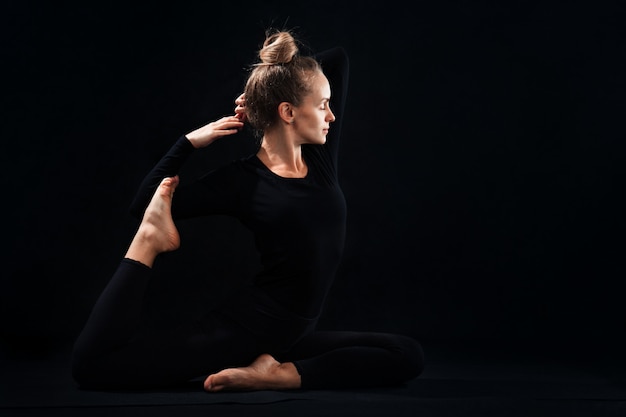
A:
315;47;350;169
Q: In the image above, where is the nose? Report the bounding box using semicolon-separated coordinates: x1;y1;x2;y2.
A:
327;107;336;123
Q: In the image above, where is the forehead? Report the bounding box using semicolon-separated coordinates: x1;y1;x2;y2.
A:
308;72;331;99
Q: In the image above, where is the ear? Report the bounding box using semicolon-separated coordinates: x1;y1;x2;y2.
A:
278;102;295;125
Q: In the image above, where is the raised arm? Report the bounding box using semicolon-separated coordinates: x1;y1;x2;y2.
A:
315;46;350;169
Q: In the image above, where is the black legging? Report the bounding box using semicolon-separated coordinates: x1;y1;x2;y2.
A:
71;259;424;390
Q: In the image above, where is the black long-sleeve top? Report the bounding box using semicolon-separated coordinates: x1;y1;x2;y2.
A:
129;47;350;349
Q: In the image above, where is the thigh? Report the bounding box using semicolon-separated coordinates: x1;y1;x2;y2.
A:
278;330;414;360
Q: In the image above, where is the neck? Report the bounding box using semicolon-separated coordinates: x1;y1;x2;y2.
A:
257;131;307;178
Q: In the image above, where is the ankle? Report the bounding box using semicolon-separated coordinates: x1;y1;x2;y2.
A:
276;362;301;389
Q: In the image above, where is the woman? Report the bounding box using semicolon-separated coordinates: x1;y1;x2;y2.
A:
71;29;424;391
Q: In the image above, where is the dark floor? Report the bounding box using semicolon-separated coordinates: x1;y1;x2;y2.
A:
2;341;625;417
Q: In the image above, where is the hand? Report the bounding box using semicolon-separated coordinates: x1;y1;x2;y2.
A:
234;93;247;123
185;116;244;149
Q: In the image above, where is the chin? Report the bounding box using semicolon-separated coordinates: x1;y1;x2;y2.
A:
305;138;326;145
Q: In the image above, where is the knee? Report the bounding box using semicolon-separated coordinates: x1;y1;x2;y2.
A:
70;338;101;388
70;352;97;388
71;350;115;389
71;358;89;387
393;334;425;381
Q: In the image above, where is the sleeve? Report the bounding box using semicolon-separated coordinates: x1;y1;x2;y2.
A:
128;135;195;219
315;46;350;170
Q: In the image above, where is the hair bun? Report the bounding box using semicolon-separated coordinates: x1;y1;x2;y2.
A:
258;31;299;65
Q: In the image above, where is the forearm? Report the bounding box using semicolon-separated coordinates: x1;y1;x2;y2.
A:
128;136;195;218
316;46;350;165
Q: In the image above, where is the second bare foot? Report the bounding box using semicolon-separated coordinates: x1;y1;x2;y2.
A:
204;354;301;392
125;176;181;266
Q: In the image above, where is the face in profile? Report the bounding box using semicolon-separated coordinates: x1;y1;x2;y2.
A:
292;72;336;145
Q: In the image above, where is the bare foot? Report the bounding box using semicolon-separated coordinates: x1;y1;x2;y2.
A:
204;354;301;392
125;176;181;267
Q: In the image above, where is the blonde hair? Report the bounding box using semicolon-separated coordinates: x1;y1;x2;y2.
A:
243;29;322;138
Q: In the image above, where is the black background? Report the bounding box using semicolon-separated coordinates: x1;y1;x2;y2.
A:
2;1;625;361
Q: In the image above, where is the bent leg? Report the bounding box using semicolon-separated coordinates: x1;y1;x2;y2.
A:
278;331;425;389
72;176;181;386
71;176;262;389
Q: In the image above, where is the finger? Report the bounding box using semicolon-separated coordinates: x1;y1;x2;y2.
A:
216;120;244;132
